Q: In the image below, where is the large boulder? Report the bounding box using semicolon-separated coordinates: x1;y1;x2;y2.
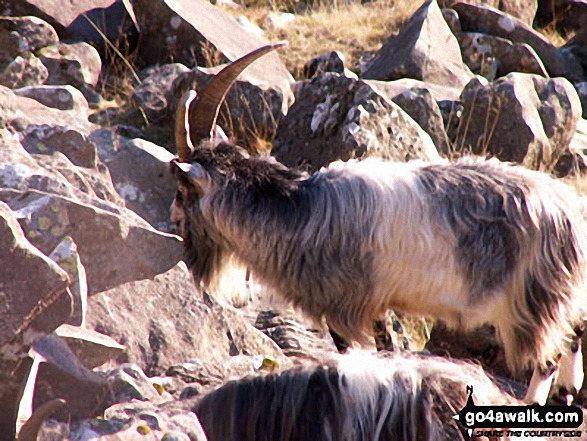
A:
451;2;565;77
361;0;474;93
273;73;442;172
0;86;183;294
86;262;288;383
0;201;73;439
455;73;582;171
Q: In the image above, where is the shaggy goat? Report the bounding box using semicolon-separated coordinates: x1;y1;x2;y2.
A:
194;351;534;441
170;44;587;405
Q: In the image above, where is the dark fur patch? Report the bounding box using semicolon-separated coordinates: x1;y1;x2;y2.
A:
417;162;532;302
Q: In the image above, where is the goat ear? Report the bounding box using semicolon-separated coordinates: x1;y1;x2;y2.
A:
175;162;212;190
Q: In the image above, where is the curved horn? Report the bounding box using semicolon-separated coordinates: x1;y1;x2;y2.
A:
187;41;287;147
175;88;198;162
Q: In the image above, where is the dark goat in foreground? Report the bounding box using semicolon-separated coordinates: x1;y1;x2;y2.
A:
170;44;587;405
194;352;528;441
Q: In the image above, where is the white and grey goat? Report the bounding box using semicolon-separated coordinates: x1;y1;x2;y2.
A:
169;44;587;405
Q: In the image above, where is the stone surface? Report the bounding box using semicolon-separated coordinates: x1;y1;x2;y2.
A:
452;2;565;77
455;73;582;171
439;0;538;26
0;16;58;61
0;54;48;89
86;263;287;377
458;32;547;80
14;85;90;116
132;63;190;123
49;237;87;326
273;73;442;173
387;84;452;156
361;0;474;92
0;86;184;295
38;42;102;88
101;138;177;232
0;201;73;439
132;0;293;99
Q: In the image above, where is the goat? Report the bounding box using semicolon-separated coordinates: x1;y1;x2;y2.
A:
194;351;534;441
169;44;587;405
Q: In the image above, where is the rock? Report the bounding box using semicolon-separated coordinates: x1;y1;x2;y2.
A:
132;0;293;96
86;262;287;377
455;73;582;171
38;42;102;89
361;0;474;93
255;310;336;360
576;83;587;119
451;2;565;77
0;16;58;61
101;138;177;232
53;325;125;369
558;29;587;83
0;0;131;32
554;149;587;177
498;0;538;26
273;73;442;173
439;0;538;26
14;85;90;116
0;54;48;89
132;63;190;123
303;51;351;79
0;201;73;439
49;237;87;326
458;32;547;80
235;16;264;37
263;11;296;29
534;0;587;33
387;84;452;156
0;88;184;296
65;0;139;56
38;400;208;441
2;189;183;295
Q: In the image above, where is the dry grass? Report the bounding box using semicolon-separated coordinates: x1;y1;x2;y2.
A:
222;0;420;78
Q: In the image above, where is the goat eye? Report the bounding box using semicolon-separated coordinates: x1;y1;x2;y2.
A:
178;184;188;195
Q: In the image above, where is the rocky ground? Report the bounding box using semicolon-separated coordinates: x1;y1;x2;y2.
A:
1;0;587;439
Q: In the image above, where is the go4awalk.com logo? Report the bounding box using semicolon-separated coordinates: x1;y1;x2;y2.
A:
452;386;583;438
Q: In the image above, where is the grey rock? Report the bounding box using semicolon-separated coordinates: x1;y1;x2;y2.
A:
458;32;547;80
255;310;336;360
0;54;48;89
303;51;347;79
132;63;190;123
455;73;582;172
452;2;565;77
388;85;452;156
576;82;587;119
39;42;102;89
49;237;87;326
15;85;90;116
273;73;441;173
101;138;177;232
132;0;293;102
0;16;58;61
86;263;287;377
361;0;474;93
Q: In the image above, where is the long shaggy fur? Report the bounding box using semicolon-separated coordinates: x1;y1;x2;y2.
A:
194;352;526;441
172;142;587;376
